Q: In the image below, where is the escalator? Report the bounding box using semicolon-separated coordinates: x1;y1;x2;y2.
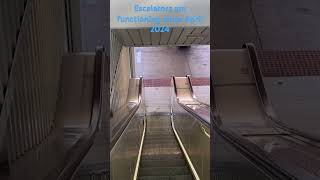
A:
138;115;193;180
110;76;210;180
210;44;320;180
173;76;277;180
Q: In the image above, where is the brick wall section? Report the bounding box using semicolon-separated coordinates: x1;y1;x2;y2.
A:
257;50;320;77
190;77;210;86
143;78;210;87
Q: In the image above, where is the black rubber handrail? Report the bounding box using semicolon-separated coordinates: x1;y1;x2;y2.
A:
56;47;104;180
243;43;320;143
110;77;143;149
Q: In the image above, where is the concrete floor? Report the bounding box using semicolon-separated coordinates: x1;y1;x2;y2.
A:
212;0;320;49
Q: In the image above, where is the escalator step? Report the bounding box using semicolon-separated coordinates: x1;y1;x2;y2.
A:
138;175;193;180
170;175;193;180
145;133;175;137
141;154;184;161
139;176;170;180
140;159;187;167
144;138;176;143
139;116;193;180
143;142;178;147
143;142;180;149
145;137;175;141
144;135;176;140
139;166;190;176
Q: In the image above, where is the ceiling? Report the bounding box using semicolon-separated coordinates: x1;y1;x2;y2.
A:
112;27;210;47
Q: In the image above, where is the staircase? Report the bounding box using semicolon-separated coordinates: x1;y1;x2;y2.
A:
138;116;194;180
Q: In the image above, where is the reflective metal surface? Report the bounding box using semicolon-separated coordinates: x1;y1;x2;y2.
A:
138;115;193;179
173;76;210;124
110;112;144;180
211;49;320;179
110;78;145;180
172;76;210;180
110;78;142;147
211;129;274;180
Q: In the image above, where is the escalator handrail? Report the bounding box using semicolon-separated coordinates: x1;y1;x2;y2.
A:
172;76;210;128
110;77;143;149
56;47;104;180
210;76;295;180
186;75;210;108
177;102;210;128
243;43;320;143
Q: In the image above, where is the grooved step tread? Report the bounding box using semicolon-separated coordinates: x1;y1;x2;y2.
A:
145;134;176;142
139;166;190;176
145;131;174;134
141;154;185;161
143;142;180;148
144;134;176;139
142;147;181;153
140;159;187;168
139;175;193;180
144;140;177;144
138;116;192;179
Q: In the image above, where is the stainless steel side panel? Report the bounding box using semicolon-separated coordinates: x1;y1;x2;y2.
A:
110;112;144;180
172;77;210;180
110;78;145;180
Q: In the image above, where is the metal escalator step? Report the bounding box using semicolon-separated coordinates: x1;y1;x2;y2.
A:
144;137;176;142
73;172;109;180
146;130;174;137
138;176;170;180
144;134;176;139
143;141;179;147
138;175;193;180
144;135;176;140
145;137;175;140
142;146;180;151
140;159;187;168
142;146;181;152
146;128;173;132
143;141;178;146
139;166;190;176
169;175;193;180
141;154;184;161
138;116;193;180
